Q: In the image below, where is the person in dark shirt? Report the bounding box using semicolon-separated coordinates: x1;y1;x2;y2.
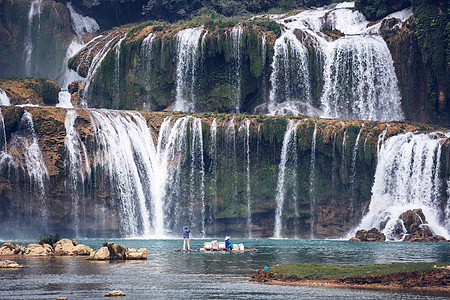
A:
183;226;191;251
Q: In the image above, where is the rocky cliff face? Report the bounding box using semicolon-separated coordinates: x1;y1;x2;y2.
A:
0;0;77;82
67;4;448;125
0;106;446;239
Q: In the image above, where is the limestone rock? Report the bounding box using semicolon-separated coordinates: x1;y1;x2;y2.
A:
104;290;125;297
105;243;127;260
89;247;110;261
72;244;92;256
68;81;82;94
0;260;23;268
400;209;448;242
127;248;147;260
350;228;386;242
0;243;15;255
54;239;77;256
24;243;53;256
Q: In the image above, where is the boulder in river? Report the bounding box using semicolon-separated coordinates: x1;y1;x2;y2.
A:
400;209;448;242
0;260;23;268
349;228;386;242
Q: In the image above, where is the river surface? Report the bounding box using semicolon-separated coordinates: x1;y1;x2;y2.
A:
0;239;449;299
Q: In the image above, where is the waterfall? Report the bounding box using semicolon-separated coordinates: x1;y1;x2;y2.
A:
64;110;91;237
174;27;204;112
57;2;99;91
82;31;126;106
349;124;364;214
239;119;252;237
309;122;317;238
8;111;49;228
0;89;11;106
258;2;404;121
141;33;155;80
357;132;450;240
225;117;238;201
152;116;190;236
89;110;153;237
190;118;206;236
230;26;243;112
112;36;127;109
446;179;450;230
273;120;300;238
24;0;43;76
66;2;99;37
267;31;311;116
320;36;404;121
209;119;218;228
331;132;337;203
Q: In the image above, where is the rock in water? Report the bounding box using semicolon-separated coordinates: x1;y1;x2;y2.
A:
349;228;386;242
400;209;448;242
54;239;92;256
0;260;23;268
24;243;53;256
104;290;126;297
127;248;147;260
89;247;110;261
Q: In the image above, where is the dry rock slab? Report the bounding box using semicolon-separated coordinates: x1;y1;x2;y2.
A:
104;290;125;297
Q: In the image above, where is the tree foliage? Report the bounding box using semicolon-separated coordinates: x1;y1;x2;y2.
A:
355;0;412;20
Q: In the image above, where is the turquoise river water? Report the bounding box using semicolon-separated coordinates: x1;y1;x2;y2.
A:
0;239;449;299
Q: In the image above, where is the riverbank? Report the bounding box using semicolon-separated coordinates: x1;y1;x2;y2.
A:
250;263;450;294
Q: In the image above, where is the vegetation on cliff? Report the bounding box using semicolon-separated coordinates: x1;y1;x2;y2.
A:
357;0;449;125
0;78;60;106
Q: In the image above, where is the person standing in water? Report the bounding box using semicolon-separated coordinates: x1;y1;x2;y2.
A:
183;226;191;251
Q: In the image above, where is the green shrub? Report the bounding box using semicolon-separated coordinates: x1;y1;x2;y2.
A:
38;233;61;245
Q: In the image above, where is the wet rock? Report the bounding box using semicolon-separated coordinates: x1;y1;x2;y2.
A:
89;247;110;261
67;81;82;94
400;209;448;242
105;243;127;260
104;290;125;297
0;260;23;268
24;243;53;256
127;248;147;260
350;228;386;242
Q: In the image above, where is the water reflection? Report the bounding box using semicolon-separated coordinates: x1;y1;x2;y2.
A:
0;239;448;299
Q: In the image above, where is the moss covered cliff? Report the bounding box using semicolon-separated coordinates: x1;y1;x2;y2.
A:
0;106;445;238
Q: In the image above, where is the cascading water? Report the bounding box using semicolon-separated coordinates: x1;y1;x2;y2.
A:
112;36;127;109
0;89;11;106
82;31;126;106
259;2;404;121
266;31;311;116
66;2;99;37
208;119;218;227
64;110;91;237
230;26;243;112
273;120;300;238
239;119;252;237
89;110;153;237
190;118;206;236
8;111;49;228
57;2;99;106
174;27;204;112
24;0;43;77
320;36;403;121
309;122;317;238
356;132;450;240
349;124;364;214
